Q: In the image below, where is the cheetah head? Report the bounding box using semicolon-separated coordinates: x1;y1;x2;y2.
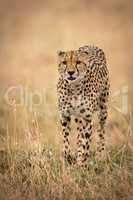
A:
58;50;88;82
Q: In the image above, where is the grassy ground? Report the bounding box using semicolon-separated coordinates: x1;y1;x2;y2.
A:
0;141;132;200
0;95;133;200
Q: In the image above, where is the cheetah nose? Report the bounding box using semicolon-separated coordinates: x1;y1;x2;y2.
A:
68;71;75;76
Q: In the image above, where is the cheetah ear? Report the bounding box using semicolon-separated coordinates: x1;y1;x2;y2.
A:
83;51;88;55
57;51;65;57
79;51;89;60
79;50;88;55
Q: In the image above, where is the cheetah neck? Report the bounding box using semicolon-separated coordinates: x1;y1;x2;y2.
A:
69;75;89;95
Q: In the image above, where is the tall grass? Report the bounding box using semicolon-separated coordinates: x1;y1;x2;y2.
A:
0;90;132;200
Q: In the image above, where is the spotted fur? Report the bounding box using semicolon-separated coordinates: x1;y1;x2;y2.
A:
57;45;109;166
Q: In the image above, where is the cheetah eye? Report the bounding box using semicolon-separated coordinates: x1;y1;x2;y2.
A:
62;61;67;65
76;60;81;65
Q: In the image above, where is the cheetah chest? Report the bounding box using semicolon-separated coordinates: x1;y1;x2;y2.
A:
70;95;88;116
71;95;82;108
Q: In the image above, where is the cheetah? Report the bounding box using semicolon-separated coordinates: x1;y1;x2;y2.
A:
57;45;109;166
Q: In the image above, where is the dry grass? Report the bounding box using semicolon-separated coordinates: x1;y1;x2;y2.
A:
0;0;133;199
0;94;133;200
0;145;133;200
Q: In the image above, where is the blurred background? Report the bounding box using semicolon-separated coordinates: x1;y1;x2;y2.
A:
0;0;132;149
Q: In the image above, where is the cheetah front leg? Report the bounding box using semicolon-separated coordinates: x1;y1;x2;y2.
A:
60;115;74;164
75;118;86;166
75;117;93;166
